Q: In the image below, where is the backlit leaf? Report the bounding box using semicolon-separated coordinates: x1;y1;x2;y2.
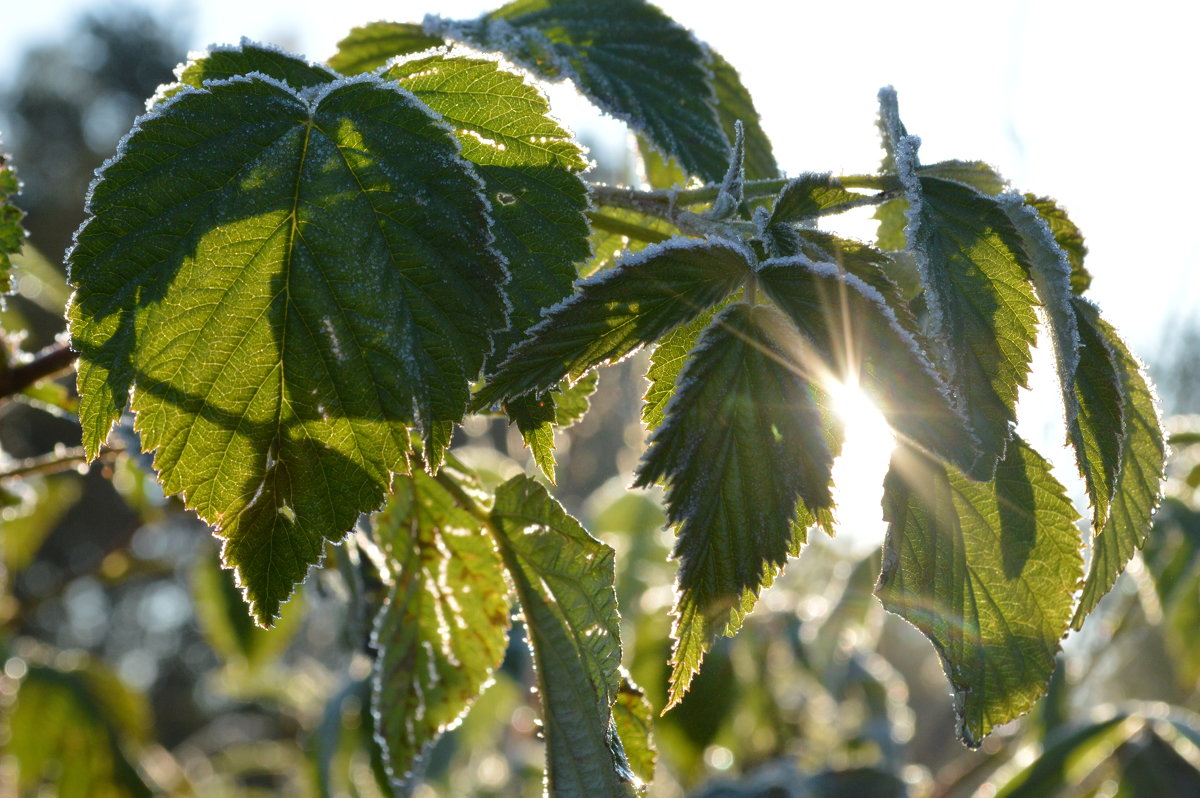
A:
0;147;25;295
173;40;336;92
489;474;635;797
636;303;834;706
1025;194;1090;294
68;63;506;624
877;438;1083;747
919;160;1007;195
769;173;864;225
642;298;728;431
505;371;598;482
708;49;778;181
370;459;512;784
429;0;730;182
1071;299;1166;628
474;236;752;408
613;675;657;787
330;22;444;75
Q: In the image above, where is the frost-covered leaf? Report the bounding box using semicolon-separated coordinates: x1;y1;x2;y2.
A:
330;22;444;75
489;474;635;797
642;298;728;431
1071;299;1166;628
474;237;752;408
876;439;1083;747
370;460;512;784
758;256;978;474
172;40;337;93
769;173;865;225
637;133;689;189
636;303;835;706
708;50;777;181
0;148;26;295
1025;194;1090;294
919;160;1007;195
505;371;598;482
428;0;729;182
613;675;656;787
5;659;154;797
68;67;505;624
384;51;590;362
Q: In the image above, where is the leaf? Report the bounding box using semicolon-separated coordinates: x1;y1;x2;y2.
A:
992;714;1138;797
641;298;728;431
1071;298;1165;628
876;438;1083;747
489;474;635;797
429;0;730;182
0;148;26;296
67;64;506;624
5;659;154;797
635;303;835;706
383;51;591;362
1025;194;1091;294
612;674;657;787
769;173;865;224
587;206;675;278
919;160;1007;195
758;255;978;475
637;133;689;189
370;460;512;784
329;22;444;75
474;236;753;409
708;49;778;181
174;40;337;92
505;371;599;482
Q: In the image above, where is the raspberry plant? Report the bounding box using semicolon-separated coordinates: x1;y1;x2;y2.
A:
0;0;1167;794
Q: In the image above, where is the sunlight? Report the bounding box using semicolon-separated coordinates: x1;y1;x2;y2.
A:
824;377;896;553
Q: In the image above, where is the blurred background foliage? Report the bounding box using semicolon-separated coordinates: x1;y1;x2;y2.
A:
3;7;1200;797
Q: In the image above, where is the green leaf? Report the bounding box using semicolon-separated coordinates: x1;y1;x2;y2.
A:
876;438;1083;747
370;460;512;784
329;22;444;75
587;206;675;279
769;173;865;224
430;0;730;182
635;303;835;706
6;659;154;797
919;160;1007;195
637;133;689;190
879;90;1039;477
0;148;26;295
383;51;591;362
474;237;752;409
612;674;657;787
68;65;506;624
1025;194;1091;294
505;371;599;482
993;714;1138;797
1071;299;1165;629
708;49;778;182
489;474;635;797
173;40;337;92
758;256;978;475
642;298;728;431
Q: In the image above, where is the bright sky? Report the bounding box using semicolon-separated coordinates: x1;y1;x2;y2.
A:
2;0;1197;542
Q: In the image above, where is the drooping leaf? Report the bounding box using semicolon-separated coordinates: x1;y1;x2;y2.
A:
68;65;506;624
474;236;753;409
757;255;978;475
642;298;729;431
370;459;512;784
428;0;730;182
612;674;657;787
329;22;444;75
708;49;778;181
635;303;835;706
1025;194;1091;294
876;438;1083;747
489;474;635;797
383;51;591;362
1071;299;1166;628
5;659;154;797
0;148;26;295
505;371;599;482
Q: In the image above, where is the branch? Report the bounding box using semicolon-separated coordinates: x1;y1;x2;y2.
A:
0;444;123;482
0;341;78;400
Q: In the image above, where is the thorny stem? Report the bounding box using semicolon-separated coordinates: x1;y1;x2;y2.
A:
0;341;78;401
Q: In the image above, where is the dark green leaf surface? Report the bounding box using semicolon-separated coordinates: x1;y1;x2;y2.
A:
876;439;1083;747
919;160;1007;195
474;237;752;408
758;256;978;474
506;371;598;482
642;298;728;431
6;660;154;797
173;40;336;92
636;303;835;706
1025;194;1090;294
769;174;864;224
0;148;25;295
430;0;729;182
708;50;778;181
371;461;512;783
613;675;657;787
329;22;444;75
1071;299;1165;628
489;475;635;797
68;66;506;624
384;52;591;362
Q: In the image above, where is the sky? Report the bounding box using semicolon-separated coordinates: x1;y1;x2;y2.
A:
2;0;1198;541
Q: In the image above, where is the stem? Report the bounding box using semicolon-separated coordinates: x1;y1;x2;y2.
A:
587;209;673;244
433;469;492;525
0;342;78;400
0;444;123;482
